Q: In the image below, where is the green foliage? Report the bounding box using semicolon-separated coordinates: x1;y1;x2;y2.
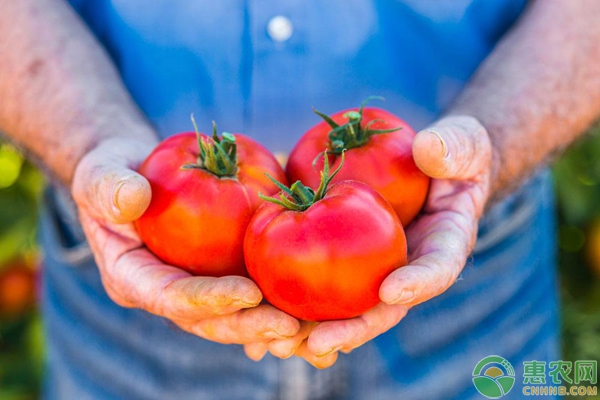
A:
553;126;600;394
0;140;44;399
0;143;43;266
0;314;44;400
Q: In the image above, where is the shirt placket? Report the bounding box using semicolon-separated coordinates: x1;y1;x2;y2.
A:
245;0;310;154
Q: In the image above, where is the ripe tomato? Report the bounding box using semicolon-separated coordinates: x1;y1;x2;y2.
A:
286;98;430;226
0;261;37;316
135;121;287;277
244;155;407;321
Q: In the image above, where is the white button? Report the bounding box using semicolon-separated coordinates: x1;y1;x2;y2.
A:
267;16;293;42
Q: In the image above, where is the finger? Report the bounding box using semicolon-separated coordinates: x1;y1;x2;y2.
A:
80;213;300;347
72;140;153;224
179;305;300;345
294;341;338;369
161;274;265;319
380;212;475;306
244;342;269;362
79;213;265;319
412;116;491;180
106;247;264;320
74;162;151;223
267;321;317;359
306;304;409;356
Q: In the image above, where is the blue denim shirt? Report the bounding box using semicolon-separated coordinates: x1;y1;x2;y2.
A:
42;1;560;399
68;0;527;146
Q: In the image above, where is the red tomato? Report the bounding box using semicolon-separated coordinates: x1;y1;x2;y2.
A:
135;123;287;277
0;261;37;316
286;99;430;226
244;156;407;321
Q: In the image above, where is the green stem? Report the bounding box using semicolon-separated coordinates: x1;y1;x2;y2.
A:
313;96;403;153
183;115;238;177
260;151;345;211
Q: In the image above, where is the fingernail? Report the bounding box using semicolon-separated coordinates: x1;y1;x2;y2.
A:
425;129;448;158
249;353;266;362
113;179;129;211
238;299;261;307
317;345;342;358
392;290;415;304
281;348;295;359
264;331;294;340
110;175;151;222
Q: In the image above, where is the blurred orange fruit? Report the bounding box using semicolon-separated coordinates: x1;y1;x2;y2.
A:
0;261;37;317
586;218;600;278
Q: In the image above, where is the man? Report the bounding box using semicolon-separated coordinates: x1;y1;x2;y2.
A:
1;0;599;398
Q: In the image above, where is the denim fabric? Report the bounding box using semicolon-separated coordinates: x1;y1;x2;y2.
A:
41;170;559;400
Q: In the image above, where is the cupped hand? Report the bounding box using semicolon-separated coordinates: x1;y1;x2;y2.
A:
71;137;300;344
246;115;493;367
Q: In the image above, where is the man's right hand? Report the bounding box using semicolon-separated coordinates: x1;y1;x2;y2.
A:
71;137;301;344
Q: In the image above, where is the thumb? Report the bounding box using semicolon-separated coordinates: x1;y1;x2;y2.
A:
412;115;491;180
72;140;152;224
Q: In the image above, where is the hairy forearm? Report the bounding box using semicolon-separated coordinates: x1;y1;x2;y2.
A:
448;0;600;202
0;0;156;186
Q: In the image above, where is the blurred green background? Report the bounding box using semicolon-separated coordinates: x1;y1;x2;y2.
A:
1;127;600;398
0;141;44;400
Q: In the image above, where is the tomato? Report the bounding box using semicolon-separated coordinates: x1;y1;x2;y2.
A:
286;98;430;226
244;155;407;321
135;121;287;277
0;261;37;316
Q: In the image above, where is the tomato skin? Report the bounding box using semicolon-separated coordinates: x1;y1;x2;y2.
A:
244;180;407;321
286;107;430;226
135;132;287;277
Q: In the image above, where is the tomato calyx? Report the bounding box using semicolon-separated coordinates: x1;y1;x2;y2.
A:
182;115;238;177
261;151;345;211
314;96;402;154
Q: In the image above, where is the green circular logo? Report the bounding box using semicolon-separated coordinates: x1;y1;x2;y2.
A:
472;355;516;399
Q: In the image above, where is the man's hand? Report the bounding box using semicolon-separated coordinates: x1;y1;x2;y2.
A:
245;115;492;367
72;138;301;344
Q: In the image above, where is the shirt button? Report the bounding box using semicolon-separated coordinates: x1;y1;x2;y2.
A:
267;16;294;42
